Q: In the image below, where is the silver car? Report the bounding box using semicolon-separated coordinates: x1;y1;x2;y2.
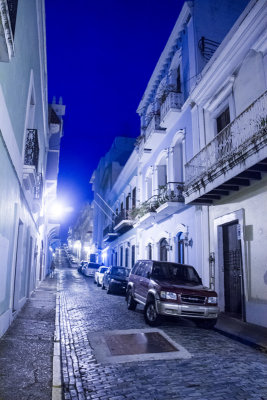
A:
94;266;108;286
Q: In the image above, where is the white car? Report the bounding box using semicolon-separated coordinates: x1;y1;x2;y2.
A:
94;266;109;286
83;262;100;277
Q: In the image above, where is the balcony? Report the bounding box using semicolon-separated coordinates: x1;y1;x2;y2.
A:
184;91;267;204
103;224;119;242
143;114;166;150
160;91;183;128
156;182;185;219
24;129;39;170
131;196;158;228
23;129;39;196
114;210;134;234
132;184;185;227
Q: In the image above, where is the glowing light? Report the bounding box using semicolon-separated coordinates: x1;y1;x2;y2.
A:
74;241;81;249
48;201;74;220
50;202;64;218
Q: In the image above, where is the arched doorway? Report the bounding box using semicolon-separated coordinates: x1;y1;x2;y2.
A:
159;238;168;261
147;243;152;260
177;232;185;264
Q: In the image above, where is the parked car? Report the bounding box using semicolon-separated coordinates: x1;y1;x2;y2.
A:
94;266;109;286
83;262;100;277
102;266;130;294
126;260;219;328
78;261;88;273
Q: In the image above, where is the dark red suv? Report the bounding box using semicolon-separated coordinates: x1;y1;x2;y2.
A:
126;260;219;328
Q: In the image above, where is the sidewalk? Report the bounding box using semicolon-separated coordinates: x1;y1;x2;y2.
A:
0;276;57;400
215;313;267;352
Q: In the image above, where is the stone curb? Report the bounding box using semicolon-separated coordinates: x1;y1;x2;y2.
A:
52;283;62;400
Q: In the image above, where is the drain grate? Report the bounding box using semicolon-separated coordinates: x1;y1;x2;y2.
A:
88;328;191;364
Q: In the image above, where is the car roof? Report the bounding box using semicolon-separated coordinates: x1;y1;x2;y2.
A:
137;260;194;268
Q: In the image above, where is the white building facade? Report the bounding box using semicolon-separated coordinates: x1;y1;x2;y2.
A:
91;0;266;328
0;1;64;337
184;0;267;327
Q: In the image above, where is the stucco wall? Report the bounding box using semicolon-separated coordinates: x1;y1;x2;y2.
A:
211;176;267;326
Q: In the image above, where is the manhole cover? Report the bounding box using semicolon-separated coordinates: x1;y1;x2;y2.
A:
88;328;191;364
105;331;177;355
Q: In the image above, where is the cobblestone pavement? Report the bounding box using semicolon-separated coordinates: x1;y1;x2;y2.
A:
58;255;267;400
0;277;56;400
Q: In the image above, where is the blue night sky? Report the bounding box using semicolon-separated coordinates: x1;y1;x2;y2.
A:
45;0;185;236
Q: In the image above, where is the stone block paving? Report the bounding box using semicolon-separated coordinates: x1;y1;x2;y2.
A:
58;256;267;400
0;277;56;400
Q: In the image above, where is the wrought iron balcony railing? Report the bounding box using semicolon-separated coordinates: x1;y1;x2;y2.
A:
103;224;115;237
114;209;133;226
130;184;184;220
130;195;158;220
145;114;165;141
24;129;39;171
158;182;184;204
160;92;183;122
185;91;267;187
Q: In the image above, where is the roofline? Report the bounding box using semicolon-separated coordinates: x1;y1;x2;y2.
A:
136;1;193;115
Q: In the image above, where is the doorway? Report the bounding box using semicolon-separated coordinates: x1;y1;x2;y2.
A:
159;238;168;261
12;220;23;312
222;222;243;318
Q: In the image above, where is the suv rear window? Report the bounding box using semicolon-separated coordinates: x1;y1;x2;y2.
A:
111;267;129;277
152;262;201;285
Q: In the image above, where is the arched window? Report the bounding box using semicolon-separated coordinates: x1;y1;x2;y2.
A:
159;238;168;261
147;243;152;260
178;232;184;264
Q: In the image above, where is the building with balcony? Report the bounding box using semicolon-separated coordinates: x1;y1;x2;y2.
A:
90;137;135;263
133;0;250;278
89;0;267;328
0;1;64;338
184;0;267;327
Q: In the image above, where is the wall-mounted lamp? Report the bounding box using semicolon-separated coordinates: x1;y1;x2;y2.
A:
165;244;172;251
184;229;193;247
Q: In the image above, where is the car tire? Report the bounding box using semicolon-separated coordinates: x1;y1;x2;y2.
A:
196;319;217;329
144;301;161;326
126;290;137;310
102;282;105;290
97;279;100;287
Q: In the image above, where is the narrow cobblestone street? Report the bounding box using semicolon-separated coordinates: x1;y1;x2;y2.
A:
57;252;267;400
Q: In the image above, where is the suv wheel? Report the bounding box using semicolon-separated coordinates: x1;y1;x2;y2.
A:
126;289;137;310
196;319;217;329
144;301;161;326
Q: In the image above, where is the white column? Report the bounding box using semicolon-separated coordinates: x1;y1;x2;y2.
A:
167;147;175;191
152;166;159;196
